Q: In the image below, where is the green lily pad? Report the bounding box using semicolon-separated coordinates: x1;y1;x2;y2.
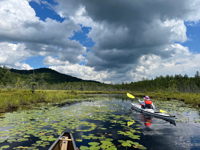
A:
88;142;100;146
1;145;10;149
101;128;107;130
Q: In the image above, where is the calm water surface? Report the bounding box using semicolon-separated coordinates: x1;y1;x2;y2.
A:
0;94;200;150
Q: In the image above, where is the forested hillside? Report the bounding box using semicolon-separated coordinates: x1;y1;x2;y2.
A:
9;67;101;84
0;66;115;91
125;73;200;93
0;65;200;93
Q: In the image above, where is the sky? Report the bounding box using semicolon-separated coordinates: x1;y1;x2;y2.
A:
0;0;200;84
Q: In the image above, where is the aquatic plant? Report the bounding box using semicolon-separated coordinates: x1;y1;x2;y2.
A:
0;100;146;150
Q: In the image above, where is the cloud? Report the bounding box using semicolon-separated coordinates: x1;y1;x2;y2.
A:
133;44;195;78
56;0;195;70
0;43;31;64
49;64;109;82
43;55;110;82
43;56;69;66
0;42;33;70
0;0;86;66
1;0;200;83
14;62;33;70
51;0;200;83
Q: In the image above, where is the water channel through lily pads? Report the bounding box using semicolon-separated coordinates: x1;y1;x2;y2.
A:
0;94;200;150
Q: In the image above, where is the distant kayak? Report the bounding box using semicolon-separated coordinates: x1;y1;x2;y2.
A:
48;129;77;150
131;103;176;123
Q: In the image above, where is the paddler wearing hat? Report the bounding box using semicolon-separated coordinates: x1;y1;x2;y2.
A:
139;96;155;109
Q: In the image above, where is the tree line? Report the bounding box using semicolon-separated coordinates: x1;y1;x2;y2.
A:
1;65;200;93
124;72;200;93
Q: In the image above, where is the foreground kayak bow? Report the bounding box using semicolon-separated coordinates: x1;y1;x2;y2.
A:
48;129;77;150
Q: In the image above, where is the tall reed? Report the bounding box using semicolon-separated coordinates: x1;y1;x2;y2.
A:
0;90;83;112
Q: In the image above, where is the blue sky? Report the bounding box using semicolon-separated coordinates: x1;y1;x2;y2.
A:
29;1;64;22
182;22;200;54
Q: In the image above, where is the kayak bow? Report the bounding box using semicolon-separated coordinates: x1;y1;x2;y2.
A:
48;129;77;150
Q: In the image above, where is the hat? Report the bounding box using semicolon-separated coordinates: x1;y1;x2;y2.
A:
144;96;150;100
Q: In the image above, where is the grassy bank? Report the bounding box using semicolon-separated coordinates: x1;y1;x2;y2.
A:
0;90;82;113
131;91;200;107
1;89;199;113
0;90;126;113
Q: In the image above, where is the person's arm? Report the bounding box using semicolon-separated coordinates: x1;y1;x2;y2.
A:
139;99;145;105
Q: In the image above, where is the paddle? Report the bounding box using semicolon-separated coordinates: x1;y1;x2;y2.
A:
127;93;168;113
159;109;167;113
127;93;135;99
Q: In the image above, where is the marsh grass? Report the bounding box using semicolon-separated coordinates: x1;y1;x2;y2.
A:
131;91;200;107
0;90;84;112
2;89;199;113
0;90;126;113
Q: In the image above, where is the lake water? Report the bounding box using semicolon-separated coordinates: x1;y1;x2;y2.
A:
0;94;200;150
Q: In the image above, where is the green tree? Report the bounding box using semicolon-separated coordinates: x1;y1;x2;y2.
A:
195;71;200;78
2;68;11;85
39;73;45;87
29;71;37;93
0;65;12;86
184;74;188;79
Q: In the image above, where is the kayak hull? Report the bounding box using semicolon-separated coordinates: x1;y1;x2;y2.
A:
48;129;77;150
131;103;175;122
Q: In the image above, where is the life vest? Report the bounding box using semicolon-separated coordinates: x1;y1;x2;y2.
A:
145;100;152;105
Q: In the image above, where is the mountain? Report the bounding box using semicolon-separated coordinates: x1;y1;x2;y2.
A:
9;67;100;84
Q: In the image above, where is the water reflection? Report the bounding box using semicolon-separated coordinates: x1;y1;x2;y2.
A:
141;114;153;127
0;95;200;150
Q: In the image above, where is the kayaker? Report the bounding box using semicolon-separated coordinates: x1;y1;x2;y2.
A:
144;96;155;109
139;96;155;109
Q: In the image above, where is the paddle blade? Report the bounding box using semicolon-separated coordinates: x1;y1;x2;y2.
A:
160;109;167;113
127;93;135;99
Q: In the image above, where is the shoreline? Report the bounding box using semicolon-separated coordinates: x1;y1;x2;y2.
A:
0;90;126;113
0;90;199;113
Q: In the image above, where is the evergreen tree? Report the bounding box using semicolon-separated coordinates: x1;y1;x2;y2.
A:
0;65;12;86
2;69;12;85
39;73;45;86
195;71;200;78
184;74;188;79
29;71;37;93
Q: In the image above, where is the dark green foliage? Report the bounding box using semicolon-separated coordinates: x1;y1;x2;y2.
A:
1;65;200;93
195;71;200;78
10;68;100;84
1;67;118;91
0;65;12;85
123;72;200;93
